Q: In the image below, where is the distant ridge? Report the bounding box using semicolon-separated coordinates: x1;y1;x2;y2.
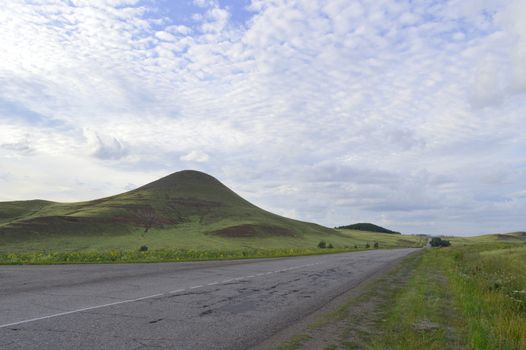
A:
336;223;401;234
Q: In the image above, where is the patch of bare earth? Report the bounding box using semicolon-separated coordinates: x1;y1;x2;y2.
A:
210;224;295;237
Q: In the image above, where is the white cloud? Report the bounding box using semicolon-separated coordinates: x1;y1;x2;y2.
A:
93;135;129;160
0;0;525;235
181;150;210;162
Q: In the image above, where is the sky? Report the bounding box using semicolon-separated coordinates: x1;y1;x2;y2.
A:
0;0;525;236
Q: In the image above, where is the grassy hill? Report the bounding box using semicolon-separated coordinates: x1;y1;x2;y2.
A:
446;231;526;245
1;170;423;254
336;223;400;234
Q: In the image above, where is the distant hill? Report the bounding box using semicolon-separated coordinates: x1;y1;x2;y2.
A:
336;223;401;234
496;231;526;241
0;170;341;251
446;231;526;245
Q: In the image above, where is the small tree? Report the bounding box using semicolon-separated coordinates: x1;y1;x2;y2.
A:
134;207;157;234
354;245;358;249
365;242;370;249
430;237;451;247
374;242;379;249
327;243;334;249
318;240;327;248
139;245;149;252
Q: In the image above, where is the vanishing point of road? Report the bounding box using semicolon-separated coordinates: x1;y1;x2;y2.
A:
0;248;418;349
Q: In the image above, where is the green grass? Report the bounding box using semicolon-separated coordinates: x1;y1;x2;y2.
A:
372;244;526;349
0;225;424;255
448;244;526;349
0;228;423;264
446;232;526;245
277;243;526;350
0;246;371;265
336;229;425;248
277;334;313;350
369;250;465;349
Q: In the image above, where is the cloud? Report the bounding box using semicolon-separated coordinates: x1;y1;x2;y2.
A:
1;140;34;156
0;0;525;235
180;150;209;162
93;135;129;160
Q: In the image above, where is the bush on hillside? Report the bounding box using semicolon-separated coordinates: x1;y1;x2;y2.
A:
374;242;379;249
430;237;451;247
318;240;327;249
139;245;149;252
365;243;370;249
327;243;334;249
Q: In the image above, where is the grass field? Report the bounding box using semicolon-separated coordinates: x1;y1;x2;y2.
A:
446;232;526;245
0;247;365;265
279;243;526;349
0;226;425;254
0;228;425;264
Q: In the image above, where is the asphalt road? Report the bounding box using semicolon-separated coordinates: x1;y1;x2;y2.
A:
0;249;418;349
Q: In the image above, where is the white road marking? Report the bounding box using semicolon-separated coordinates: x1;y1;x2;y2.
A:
169;289;185;294
0;260;326;329
0;293;163;329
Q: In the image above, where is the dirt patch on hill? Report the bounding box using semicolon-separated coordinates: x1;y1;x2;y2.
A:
210;224;295;237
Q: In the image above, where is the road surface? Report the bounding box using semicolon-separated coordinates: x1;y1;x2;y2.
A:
0;249;418;349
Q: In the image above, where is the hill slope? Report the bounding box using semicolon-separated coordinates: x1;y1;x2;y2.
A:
336;223;400;234
447;231;526;245
0;170;345;252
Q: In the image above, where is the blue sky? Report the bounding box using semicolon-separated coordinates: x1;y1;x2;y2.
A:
155;0;253;25
0;0;525;235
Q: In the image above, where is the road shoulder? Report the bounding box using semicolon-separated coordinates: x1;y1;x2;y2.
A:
252;250;422;350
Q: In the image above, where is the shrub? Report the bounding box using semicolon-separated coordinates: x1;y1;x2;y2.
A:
139;245;149;252
430;237;451;247
374;242;379;248
327;243;334;249
318;241;327;249
365;243;370;249
354;245;358;249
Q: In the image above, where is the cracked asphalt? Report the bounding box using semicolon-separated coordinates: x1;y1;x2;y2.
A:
0;248;418;349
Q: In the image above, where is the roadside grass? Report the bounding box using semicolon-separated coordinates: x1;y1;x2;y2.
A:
277;243;526;350
448;243;526;349
368;249;465;350
0;246;377;265
373;243;526;350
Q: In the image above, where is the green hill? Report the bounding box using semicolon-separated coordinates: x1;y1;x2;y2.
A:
0;170;364;253
336;223;401;234
447;231;526;245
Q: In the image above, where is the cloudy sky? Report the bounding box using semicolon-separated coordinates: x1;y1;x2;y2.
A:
1;0;525;235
